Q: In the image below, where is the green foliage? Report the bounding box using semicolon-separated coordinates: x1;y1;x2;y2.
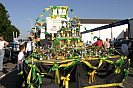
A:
0;3;20;42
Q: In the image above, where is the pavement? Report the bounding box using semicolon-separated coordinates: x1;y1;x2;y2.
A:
0;62;19;88
0;59;133;88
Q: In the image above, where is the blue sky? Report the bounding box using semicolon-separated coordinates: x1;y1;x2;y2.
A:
1;0;133;39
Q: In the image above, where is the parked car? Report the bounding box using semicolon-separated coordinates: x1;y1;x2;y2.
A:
3;47;12;63
4;43;20;63
114;38;133;48
114;38;133;58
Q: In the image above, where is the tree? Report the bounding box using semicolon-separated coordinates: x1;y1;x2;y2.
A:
0;3;20;42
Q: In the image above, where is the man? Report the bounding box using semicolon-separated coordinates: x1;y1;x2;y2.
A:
121;36;131;56
94;38;103;46
25;37;34;56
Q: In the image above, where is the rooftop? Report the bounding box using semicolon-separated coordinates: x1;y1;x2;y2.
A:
79;19;123;24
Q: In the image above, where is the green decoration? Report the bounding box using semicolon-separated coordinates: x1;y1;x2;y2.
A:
42;19;46;21
61;16;67;19
28;31;35;33
85;27;87;31
17;71;23;75
70;9;73;12
63;61;77;70
84;50;87;57
43;10;46;14
53;39;60;46
124;68;129;79
93;36;99;41
52;6;57;9
44;32;49;34
36;17;40;21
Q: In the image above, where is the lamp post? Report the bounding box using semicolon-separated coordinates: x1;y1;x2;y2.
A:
28;19;33;29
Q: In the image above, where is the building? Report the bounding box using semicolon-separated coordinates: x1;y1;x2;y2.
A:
79;19;129;43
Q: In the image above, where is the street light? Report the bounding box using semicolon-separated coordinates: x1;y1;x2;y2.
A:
28;19;33;29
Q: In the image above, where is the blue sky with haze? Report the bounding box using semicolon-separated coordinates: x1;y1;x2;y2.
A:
1;0;133;39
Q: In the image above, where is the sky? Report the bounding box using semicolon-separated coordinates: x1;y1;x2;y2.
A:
1;0;133;39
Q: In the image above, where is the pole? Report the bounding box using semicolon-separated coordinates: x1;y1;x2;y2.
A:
28;19;33;29
16;32;17;38
13;31;14;41
111;27;113;41
99;30;100;38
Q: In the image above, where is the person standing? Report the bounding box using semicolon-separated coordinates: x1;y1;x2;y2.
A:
16;45;25;87
0;36;9;71
121;36;131;56
94;38;103;46
17;45;25;71
25;37;34;56
104;38;110;49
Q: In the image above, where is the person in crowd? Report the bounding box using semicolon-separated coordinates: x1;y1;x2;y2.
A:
17;45;25;71
25;37;34;56
94;38;103;46
104;38;110;49
121;36;131;56
16;45;25;87
0;36;9;71
109;39;113;48
88;41;92;45
130;41;133;49
113;38;117;47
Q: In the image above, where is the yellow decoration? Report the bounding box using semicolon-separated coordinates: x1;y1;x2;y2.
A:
40;14;44;17
83;83;122;88
91;33;94;34
67;39;71;44
37;38;40;41
35;23;39;26
33;39;37;43
58;56;65;60
60;74;70;88
75;17;80;20
80;60;97;69
78;23;80;25
45;8;49;11
27;67;32;84
87;70;97;83
52;33;55;40
76;42;83;47
40;22;44;26
30;85;34;88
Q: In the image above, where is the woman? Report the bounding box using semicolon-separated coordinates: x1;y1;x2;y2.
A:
104;38;110;49
0;36;9;71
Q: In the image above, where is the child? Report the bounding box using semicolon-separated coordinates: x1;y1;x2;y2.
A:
16;45;25;87
17;45;25;71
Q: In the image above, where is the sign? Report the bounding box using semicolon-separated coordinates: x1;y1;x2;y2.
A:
46;17;70;33
50;6;68;18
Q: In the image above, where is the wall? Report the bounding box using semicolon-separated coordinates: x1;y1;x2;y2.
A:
80;24;128;43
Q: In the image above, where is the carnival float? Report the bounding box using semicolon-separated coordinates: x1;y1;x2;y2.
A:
19;6;130;88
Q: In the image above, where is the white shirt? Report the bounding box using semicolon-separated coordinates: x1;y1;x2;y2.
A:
18;52;25;61
0;41;6;49
17;52;25;70
25;41;34;52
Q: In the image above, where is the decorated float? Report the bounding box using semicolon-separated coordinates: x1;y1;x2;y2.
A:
19;6;130;88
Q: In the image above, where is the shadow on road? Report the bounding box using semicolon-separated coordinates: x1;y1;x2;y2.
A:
0;69;19;88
